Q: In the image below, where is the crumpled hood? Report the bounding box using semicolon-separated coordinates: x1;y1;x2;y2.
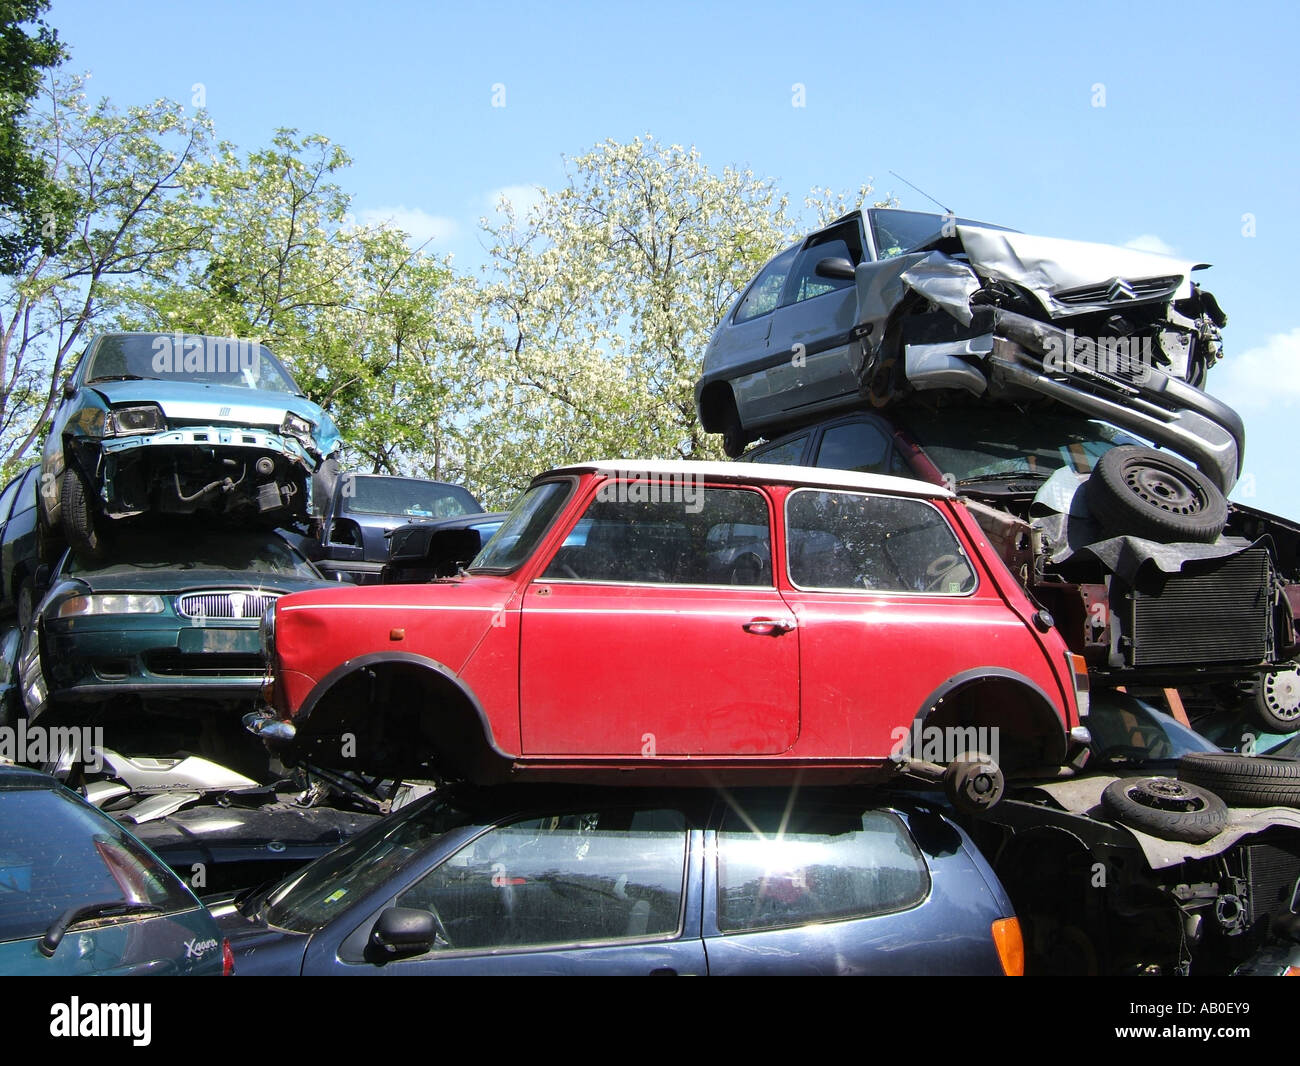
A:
91;379;339;448
955;225;1207;317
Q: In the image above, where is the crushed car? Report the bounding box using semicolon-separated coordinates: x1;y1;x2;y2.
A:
961;691;1300;975
39;332;342;559
247;460;1089;803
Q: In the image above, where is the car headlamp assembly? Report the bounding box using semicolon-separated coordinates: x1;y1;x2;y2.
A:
280;412;315;445
56;594;166;618
259;603;276;657
108;404;166;436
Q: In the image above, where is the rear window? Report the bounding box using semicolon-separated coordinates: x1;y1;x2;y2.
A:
716;804;929;933
344;477;479;519
0;787;195;943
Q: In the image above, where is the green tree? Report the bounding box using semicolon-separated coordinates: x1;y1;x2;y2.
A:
464;136;795;504
0;0;68;276
110;130;463;476
0;74;210;471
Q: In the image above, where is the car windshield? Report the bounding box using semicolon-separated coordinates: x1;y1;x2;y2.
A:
83;334;301;394
261;794;476;934
1086;694;1220;766
869;208;1014;260
66;531;320;579
469;479;573;572
345;476;479;519
897;409;1144;484
0;785;194;943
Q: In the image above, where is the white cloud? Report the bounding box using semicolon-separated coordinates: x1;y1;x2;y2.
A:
1124;234;1177;256
1212;327;1300;409
485;183;545;221
357;206;460;247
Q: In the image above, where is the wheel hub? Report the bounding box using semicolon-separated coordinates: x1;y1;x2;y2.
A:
1129;778;1207;812
1124;463;1205;516
1262;666;1300;720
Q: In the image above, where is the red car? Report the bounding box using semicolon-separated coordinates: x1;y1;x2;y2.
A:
248;462;1089;806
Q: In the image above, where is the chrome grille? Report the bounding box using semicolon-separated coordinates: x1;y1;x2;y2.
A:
1056;275;1182;306
175;590;281;621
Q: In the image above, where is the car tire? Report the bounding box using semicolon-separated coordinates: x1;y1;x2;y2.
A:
60;464;103;562
1242;663;1300;735
1100;776;1228;843
15;576;36;632
720;405;747;460
1177;752;1300;808
1085;446;1228;544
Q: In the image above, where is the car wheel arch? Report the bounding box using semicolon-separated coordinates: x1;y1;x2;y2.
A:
911;668;1070;771
295;652;510;781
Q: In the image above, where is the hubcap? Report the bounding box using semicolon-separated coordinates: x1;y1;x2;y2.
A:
1262;666;1300;721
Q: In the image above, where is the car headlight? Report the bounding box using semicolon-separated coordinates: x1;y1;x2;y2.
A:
280;412;315;445
57;594;166;618
108;404;165;436
259;603;276;657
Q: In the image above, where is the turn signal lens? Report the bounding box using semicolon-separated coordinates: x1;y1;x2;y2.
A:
992;916;1024;976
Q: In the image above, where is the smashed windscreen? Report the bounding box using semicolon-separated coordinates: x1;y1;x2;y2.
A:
84;334;301;394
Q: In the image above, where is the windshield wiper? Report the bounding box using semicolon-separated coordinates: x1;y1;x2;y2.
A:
956;471;1052;486
87;375;147;383
39;900;162;956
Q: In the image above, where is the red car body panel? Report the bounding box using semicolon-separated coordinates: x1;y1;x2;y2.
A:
263;463;1080;780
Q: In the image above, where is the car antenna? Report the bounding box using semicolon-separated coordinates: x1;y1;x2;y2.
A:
888;171;952;216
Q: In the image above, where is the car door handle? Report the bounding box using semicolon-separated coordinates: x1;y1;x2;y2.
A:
648;967;679;976
742;617;795;636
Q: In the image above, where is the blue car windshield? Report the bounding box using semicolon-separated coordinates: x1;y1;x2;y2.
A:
345;477;480;519
84;334;301;394
870;208;1015;260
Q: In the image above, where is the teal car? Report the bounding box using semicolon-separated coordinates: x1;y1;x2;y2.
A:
0;763;230;975
39;332;342;559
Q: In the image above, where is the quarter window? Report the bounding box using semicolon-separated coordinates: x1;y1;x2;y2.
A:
745;435;808;466
542;485;773;586
716;803;929;933
785;489;976;594
733;247;797;323
814;421;891;474
396;808;688;951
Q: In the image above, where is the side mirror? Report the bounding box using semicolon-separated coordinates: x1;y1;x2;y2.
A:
368;907;437;959
61;377;76;399
815;256;855;281
34;565;51;593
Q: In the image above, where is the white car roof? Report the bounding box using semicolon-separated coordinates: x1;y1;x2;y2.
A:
539;459;954;499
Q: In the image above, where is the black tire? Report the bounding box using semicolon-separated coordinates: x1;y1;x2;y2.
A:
60;464;103;562
1177;752;1300;808
15;576;35;632
1085;446;1228;543
1100;776;1228;843
1243;664;1300;735
720;404;747;459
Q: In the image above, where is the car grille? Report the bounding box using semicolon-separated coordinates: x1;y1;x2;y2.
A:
175;591;280;621
1056;274;1182;306
1243;842;1300;926
1123;549;1271;667
145;652;266;677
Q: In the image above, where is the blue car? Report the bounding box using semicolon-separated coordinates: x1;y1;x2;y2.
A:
315;473;482;584
0;763;230;975
213;785;1023;975
39;332;342;559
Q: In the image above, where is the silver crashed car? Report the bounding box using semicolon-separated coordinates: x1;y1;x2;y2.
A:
696;208;1238;494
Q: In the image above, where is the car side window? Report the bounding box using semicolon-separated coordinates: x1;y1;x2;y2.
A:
785;489;977;594
786;236;856;305
716;803;929;933
814;422;891;474
745;435;808;466
395;808;688;952
0;474;22;522
733;247;796;323
542;485;773;586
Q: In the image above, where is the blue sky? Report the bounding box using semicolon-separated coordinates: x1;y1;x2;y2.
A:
50;0;1300;514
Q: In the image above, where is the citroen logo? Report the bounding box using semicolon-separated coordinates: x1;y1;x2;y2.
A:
1105;277;1138;301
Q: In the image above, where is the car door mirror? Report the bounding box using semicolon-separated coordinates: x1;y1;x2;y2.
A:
61;377;76;399
815;256;855;281
368;907;437;959
34;564;50;592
